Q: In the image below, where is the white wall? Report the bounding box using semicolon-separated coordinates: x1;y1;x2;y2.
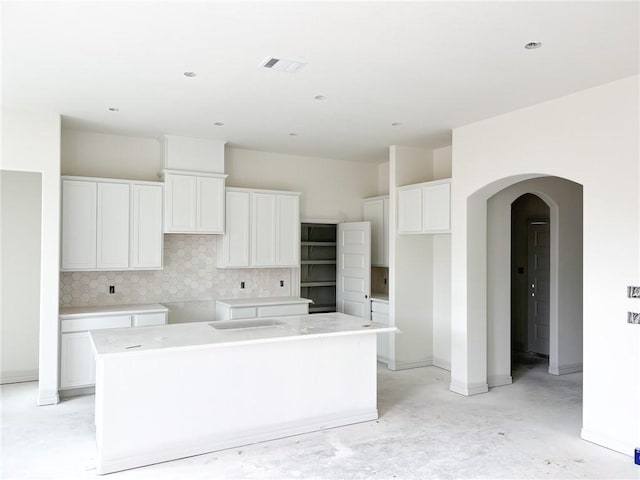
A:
1;108;61;405
1;171;42;384
388;146;434;370
377;162;389;195
450;75;639;455
62;130;161;181
433;146;452;180
225;148;378;222
487;177;583;388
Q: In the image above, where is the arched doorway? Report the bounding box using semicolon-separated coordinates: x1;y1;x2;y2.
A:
451;174;583;394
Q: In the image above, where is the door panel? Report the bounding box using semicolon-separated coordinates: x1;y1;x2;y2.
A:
97;182;130;269
251;193;277;266
527;220;550;355
337;222;371;319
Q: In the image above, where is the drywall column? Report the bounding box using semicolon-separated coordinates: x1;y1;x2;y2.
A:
1;108;61;405
1;171;42;384
388;145;434;370
451;75;639;455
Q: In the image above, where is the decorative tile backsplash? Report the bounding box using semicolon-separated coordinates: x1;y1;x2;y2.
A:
60;235;293;307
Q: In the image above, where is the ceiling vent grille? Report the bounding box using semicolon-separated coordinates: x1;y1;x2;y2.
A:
261;57;306;73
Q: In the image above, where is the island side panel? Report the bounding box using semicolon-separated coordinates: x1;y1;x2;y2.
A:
95;333;378;475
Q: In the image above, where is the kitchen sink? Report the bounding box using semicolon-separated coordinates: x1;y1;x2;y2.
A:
209;319;286;330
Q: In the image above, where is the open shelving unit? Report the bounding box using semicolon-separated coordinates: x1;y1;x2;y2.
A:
300;223;337;313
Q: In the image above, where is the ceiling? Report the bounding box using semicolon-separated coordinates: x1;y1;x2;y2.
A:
2;2;638;163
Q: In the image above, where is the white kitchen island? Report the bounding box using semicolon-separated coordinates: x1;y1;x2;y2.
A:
90;313;396;475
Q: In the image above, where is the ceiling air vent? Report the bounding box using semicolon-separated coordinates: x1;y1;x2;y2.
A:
261;57;306;73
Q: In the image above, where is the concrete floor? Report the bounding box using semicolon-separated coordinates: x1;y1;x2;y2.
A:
1;361;637;480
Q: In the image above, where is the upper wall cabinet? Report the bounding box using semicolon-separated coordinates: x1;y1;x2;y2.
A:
162;170;227;234
61;177;163;271
363;196;389;267
217;188;301;268
398;179;451;235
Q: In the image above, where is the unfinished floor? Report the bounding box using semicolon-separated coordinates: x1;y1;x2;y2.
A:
1;361;636;480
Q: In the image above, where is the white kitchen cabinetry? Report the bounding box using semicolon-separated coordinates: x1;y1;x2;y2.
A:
363;196;389;267
398;179;451;234
62;180;97;270
131;184;163;269
61;177;164;271
215;297;312;321
97;182;130;269
59;305;168;391
162;170;226;234
371;298;390;363
217;188;301;268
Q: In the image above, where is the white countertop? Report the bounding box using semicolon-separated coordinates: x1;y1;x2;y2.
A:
215;296;313;308
60;303;168;320
90;312;396;356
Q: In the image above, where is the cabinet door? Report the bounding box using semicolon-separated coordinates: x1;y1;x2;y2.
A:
164;174;196;233
422;182;450;233
196;176;225;233
60;331;96;389
251;193;277;266
131;184;163;269
219;191;250;267
363;199;384;266
398;186;422;234
276;194;299;266
61;180;97;270
96;182;130;270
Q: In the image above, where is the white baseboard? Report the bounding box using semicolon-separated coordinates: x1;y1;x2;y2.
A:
37;390;60;406
581;427;634;457
60;386;95;398
388;358;432;371
97;409;378;475
0;369;38;385
549;363;583;375
449;378;488;396
487;374;513;388
432;357;451;371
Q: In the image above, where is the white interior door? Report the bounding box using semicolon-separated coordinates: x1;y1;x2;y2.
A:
337;222;371;319
527;220;550;355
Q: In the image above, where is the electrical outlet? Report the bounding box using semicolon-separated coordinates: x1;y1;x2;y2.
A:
384;277;387;285
109;285;115;294
627;286;640;298
240;281;245;289
627;312;640;324
280;280;284;287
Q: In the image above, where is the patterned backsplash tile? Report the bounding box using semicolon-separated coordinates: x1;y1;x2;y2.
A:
59;234;293;307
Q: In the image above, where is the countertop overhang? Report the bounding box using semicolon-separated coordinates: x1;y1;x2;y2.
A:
90;312;396;357
215;296;313;307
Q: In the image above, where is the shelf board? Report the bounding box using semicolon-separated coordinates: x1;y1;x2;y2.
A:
300;281;336;287
301;260;336;265
301;242;337;246
309;304;337;313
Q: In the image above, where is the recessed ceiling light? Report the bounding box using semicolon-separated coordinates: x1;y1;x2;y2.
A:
214;122;224;127
108;107;119;112
391;122;402;127
524;42;542;50
314;95;327;101
183;71;197;77
289;132;298;137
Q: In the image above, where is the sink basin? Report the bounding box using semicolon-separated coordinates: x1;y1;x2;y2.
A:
209;319;286;330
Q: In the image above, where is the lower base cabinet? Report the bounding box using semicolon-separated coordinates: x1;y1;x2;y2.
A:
371;299;390;363
59;307;167;391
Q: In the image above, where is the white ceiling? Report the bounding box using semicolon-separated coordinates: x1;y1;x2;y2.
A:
2;1;638;163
